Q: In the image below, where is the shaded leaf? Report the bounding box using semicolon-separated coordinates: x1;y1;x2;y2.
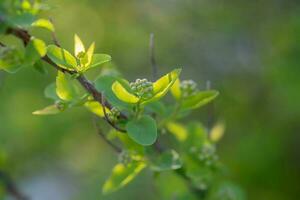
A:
150;150;182;171
32;104;61;115
126;115;157;146
182;90;219;110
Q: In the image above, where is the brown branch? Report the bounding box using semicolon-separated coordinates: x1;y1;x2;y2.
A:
5;27;127;126
0;170;29;200
93;116;122;153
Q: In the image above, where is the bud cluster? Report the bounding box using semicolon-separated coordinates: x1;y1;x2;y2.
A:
118;150;132;166
130;78;153;99
180;80;198;98
190;143;218;167
108;107;120;122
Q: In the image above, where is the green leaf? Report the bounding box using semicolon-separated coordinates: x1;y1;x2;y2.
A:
8;13;35;27
182;90;219;110
25;38;46;65
185;122;207;149
32;104;61;115
88;54;111;69
44;83;59;100
112;81;139;104
209;121;225;143
84;100;110;117
170;78;181;99
31;18;55;32
166;122;188;141
56;71;75;101
126;115;157;146
150;150;182;171
207;181;246;200
95;75;132;110
33;60;48;74
143;68;181;104
46;45;77;70
0;47;24;73
145;101;166;116
102;161;146;194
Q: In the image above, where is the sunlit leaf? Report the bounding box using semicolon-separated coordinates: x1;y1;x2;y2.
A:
170;78;181;99
102;161;146;194
143;68;181;104
25;38;46;65
112;81;139;104
85;42;95;67
32;104;61;115
182;90;219;110
31;18;55;32
56;71;75;101
74;34;85;57
126;115;157;146
150;150;182;171
166;122;188;141
47;45;77;70
209;121;225;143
88;54;111;69
84;100;110;117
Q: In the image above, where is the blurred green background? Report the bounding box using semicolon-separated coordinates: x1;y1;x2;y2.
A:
1;0;300;199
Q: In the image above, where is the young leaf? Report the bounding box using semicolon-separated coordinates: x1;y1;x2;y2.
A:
166;122;188;141
181;90;219;110
85;42;95;67
31;19;55;32
56;71;75;101
150;150;182;171
84;100;110;117
88;54;111;69
95;75;132;110
74;34;85;57
143;68;181;104
170;78;181;99
32;104;61;115
25;38;46;65
102;161;146;194
126;115;157;146
44;83;59;100
46;45;77;70
209;121;225;143
112;81;139;104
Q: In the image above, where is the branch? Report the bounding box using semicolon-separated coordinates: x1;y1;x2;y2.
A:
0;170;29;200
100;94;126;133
5;27;127;125
93;116;122;153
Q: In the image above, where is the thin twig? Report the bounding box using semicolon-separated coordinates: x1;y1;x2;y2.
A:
206;80;214;130
49;18;61;47
0;170;29;200
101;94;126;133
93;116;122;153
149;33;158;81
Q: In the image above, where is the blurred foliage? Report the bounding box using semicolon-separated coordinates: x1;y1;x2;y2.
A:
0;0;300;199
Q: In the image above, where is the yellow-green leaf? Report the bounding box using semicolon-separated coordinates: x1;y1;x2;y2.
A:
148;68;181;103
32;104;61;115
31;19;55;32
182;90;219;110
74;34;85;57
85;42;95;67
166;122;188;141
47;45;77;70
112;81;139;104
210;121;225;143
56;71;74;101
84;100;110;117
170;78;181;99
102;162;146;194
